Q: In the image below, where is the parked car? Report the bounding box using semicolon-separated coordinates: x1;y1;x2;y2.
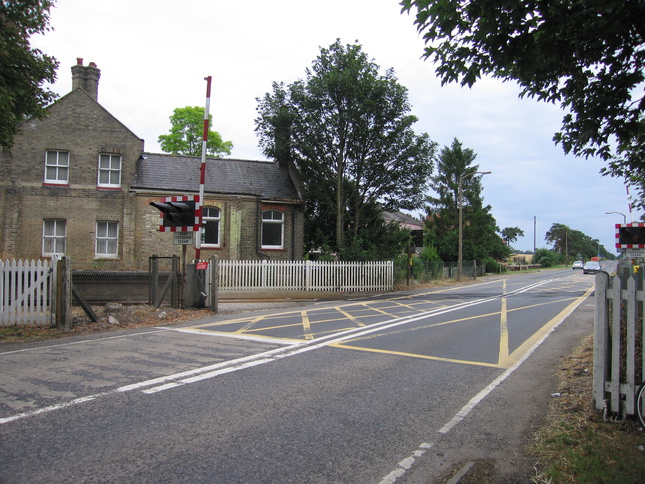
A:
572;260;584;270
583;260;601;274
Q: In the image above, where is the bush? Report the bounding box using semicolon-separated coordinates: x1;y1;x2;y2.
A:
534;248;562;267
482;257;506;273
420;244;442;262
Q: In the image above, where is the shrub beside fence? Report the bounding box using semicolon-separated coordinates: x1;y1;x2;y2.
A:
394;259;486;284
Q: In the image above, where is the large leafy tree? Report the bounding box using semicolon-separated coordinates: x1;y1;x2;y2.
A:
255;40;436;254
545;223;614;260
501;227;524;247
158;106;233;157
401;1;645;203
424;138;509;261
0;0;59;151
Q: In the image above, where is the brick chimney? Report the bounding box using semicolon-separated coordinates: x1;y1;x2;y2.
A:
71;58;101;101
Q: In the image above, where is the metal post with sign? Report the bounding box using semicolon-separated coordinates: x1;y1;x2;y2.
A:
616;223;645;273
174;232;194;245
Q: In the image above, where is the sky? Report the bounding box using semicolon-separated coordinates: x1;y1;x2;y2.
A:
31;0;638;255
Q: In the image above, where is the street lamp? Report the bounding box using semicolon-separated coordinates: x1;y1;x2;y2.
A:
458;171;491;281
605;211;627;224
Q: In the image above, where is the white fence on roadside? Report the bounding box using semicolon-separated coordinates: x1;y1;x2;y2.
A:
593;271;644;418
218;259;394;292
0;259;57;327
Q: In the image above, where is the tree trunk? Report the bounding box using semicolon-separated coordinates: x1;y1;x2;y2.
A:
336;167;344;249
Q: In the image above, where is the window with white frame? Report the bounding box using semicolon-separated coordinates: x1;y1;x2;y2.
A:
95;221;119;258
201;207;221;247
97;154;122;187
44;150;69;184
261;210;284;249
42;219;66;256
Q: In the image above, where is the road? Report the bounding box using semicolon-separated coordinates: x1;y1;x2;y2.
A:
0;267;606;483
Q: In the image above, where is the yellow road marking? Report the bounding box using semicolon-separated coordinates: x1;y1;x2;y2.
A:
184;279;592;363
360;304;398;318
235;315;266;334
336;307;366;327
330;291;590;368
243;320;305;333
328;343;502;368
339;294;580;345
302;310;313;340
497;285;594;368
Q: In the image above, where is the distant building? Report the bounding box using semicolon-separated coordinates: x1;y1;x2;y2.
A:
0;59;304;267
382;211;424;248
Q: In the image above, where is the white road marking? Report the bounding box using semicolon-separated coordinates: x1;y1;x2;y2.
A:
377;282;593;483
379;443;433;484
0;277;582;430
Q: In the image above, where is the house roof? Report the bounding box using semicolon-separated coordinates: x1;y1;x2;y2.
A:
132;152;302;202
382;211;423;230
19;88;145;143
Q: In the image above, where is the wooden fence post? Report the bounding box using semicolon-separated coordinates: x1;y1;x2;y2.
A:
210;255;218;313
593;271;609;411
56;257;72;329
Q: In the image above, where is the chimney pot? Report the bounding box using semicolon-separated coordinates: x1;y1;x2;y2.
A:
71;60;101;101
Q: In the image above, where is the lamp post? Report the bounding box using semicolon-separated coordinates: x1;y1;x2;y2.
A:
458;171;491;281
605;211;627;224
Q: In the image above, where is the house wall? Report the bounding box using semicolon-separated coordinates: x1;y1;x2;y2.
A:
0;89;145;265
133;194;304;263
0;63;304;267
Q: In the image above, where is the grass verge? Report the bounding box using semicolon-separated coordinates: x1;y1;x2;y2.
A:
531;334;645;483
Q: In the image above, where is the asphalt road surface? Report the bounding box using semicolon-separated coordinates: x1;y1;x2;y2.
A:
0;267;606;483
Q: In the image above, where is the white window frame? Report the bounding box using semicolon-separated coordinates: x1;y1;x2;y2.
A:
42;219;66;256
44;150;69;184
95;221;119;258
261;210;284;249
97;154;122;188
200;207;221;248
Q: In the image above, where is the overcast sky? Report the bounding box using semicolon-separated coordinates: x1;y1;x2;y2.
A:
32;0;637;254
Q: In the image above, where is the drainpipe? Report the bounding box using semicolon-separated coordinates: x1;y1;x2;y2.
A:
256;197;269;259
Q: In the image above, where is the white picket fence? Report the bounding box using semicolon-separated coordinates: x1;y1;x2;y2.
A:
0;259;56;327
593;271;644;418
218;259;394;292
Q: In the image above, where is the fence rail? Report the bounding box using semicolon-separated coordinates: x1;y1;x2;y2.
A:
593;271;644;418
218;260;394;292
0;259;56;327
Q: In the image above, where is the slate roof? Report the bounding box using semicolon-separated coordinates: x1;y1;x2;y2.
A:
382;211;423;230
132;152;302;202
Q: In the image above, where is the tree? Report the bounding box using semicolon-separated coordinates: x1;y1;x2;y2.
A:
533;248;562;268
401;1;645;202
424;138;509;261
255;40;436;255
0;0;59;151
158;106;233;157
545;223;614;260
501;227;525;247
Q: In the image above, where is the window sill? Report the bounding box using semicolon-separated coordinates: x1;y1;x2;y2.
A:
96;186;123;191
42;183;69;188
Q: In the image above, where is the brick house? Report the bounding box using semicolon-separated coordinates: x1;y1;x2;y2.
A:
0;60;304;268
